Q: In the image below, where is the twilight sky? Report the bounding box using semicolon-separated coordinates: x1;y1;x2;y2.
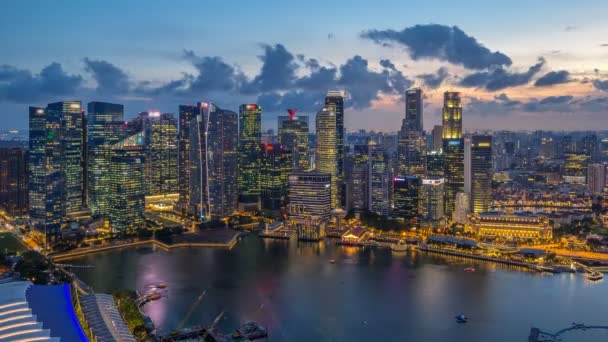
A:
1;0;608;132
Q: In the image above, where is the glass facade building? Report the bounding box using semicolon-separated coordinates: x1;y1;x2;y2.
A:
471;135;493;213
315;106;339;208
238;104;262;205
392;176;420;220
260;143;292;214
178;105;196;214
325;91;345;206
442;92;464;218
277;115;309;170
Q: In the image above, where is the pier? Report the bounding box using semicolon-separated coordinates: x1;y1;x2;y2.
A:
529;323;608;341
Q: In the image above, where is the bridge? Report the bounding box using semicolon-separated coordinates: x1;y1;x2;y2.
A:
529;323;608;341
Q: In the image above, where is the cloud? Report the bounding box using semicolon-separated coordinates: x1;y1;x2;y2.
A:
361;24;511;69
243;44;298;93
459;58;545;90
564;26;579;31
84;58;130;94
599;43;608;47
534;70;570;87
0;62;82;103
593;79;608;92
418;67;448;88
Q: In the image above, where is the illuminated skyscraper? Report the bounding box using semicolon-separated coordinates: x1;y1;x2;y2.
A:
87;101;124;217
0;145;28;217
404;88;423;131
587;163;606;195
29;106;63;242
392;176;420;221
563;154;589;184
442;92;464;217
189;102;238;219
149;113;178;195
426;150;444;177
351;144;369;211
471;135;493;213
288;172;332;221
108;132;146;232
316;105;339;208
47;101;85;213
420;177;445;228
398;89;426;177
178;105;196;214
431;125;443;151
278;110;309;170
368;141;391;216
325;91;345;206
260;143;292;215
238;104;262;207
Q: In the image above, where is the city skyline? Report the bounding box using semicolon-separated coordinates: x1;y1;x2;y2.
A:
1;0;608;132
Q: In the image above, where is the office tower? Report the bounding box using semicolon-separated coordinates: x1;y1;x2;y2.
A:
453;192;470;224
464;137;472;194
287;172;332;221
442;92;464;218
0;145;28;216
558;135;576;158
351;144;369;211
420;177;445;228
189;102;238;219
87;102;124;217
368;141;391;216
278;110;310;170
149;113;178;195
47;101;84;213
178;105;196;214
580;134;599;163
404;88;423;131
563;154;589;184
108;132;146;232
471;135;493;213
260;143;292;215
316;106;339;208
426;150;444;177
587;163;605;195
29;107;63;242
325;91;345;206
392;176;420;221
431;125;443;151
238;104;262;207
539;137;555;159
397;88;426;178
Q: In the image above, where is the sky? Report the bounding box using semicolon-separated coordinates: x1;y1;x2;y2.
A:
1;0;608;132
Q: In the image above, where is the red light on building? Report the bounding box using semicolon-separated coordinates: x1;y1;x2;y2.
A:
287;108;297;120
247;104;257;110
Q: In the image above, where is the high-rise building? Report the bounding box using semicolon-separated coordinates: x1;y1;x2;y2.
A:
471;135;493;213
580;134;599;163
325;91;345;206
587;163;606;195
426;150;444;177
47;101;85;213
398;88;426;178
316;106;339;208
420;177;445;228
260;143;292;215
431;125;443;151
453;192;470;224
287;172;332;222
108;132;146;232
277;111;309;170
369;141;391;216
29;106;63;242
563;154;589;184
87;101;124;217
464;137;472;194
351;144;369;211
392;176;420;221
442;92;464;218
404;88;423;131
177;105;197;214
238;104;262;207
0;145;28;217
189;102;238;219
149;113;178;195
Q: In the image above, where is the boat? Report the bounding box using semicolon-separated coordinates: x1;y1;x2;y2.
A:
587;272;603;281
455;314;468;323
390;240;408;252
329;259;336;264
464;267;475;273
148;293;161;301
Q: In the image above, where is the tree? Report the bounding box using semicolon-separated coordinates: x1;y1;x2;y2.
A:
14;251;50;284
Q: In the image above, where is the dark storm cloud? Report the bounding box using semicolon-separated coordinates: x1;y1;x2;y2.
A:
418;67;448;88
593;79;608;92
361;24;512;69
184;51;245;93
243;44;298;93
534;70;570;87
0;62;82;103
84;58;130;94
257;90;326;112
459;58;545;91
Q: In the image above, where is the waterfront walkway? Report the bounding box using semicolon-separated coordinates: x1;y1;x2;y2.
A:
529;324;608;341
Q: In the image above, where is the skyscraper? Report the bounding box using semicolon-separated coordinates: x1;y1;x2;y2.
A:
149;113;178;195
189;102;238;219
431;125;443;151
108;132;146;232
178;104;196;214
0;145;28;217
426;150;444;177
464;136;472;194
442;92;464;218
278;110;309;170
260;143;292;215
420;177;445;229
398;89;426;177
87;101;124;217
316;105;339;208
404;88;423;131
471;135;493;213
369;141;391;216
238;104;262;207
29;106;63;243
392;176;420;221
325;91;345;206
587;163;605;195
47;101;85;213
351;144;369;211
287;172;332;221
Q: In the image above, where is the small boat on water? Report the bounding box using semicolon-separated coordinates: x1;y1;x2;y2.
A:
148;293;161;301
455;314;468;323
329;259;336;264
587;272;603;281
390;240;408;252
464;267;475;273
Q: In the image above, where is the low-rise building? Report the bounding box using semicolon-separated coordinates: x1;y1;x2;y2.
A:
341;227;369;243
466;211;553;240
